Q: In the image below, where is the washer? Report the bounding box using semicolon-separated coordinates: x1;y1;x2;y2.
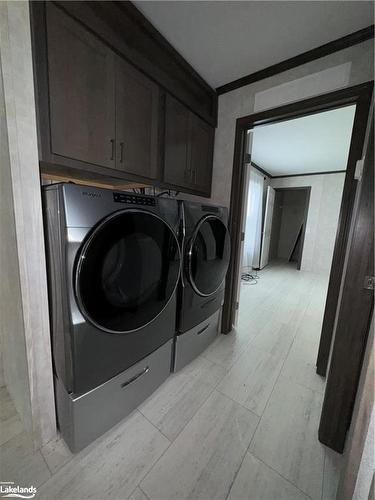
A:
43;183;181;451
174;200;231;371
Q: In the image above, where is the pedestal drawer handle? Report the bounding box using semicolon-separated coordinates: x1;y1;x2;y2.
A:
121;366;149;388
197;325;209;335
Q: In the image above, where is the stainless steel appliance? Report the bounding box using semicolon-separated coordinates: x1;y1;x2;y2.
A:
174;200;230;371
43;183;181;451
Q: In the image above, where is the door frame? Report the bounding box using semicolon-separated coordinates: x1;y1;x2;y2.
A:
258;185;275;270
221;81;373;334
270;186;311;270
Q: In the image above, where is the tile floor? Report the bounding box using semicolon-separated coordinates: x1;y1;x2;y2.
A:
0;262;342;500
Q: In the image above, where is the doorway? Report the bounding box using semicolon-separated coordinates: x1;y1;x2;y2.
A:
268;187;310;270
222;82;373;461
237;103;354;323
223;82;372;335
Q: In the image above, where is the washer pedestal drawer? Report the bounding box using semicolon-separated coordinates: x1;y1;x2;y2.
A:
55;339;172;452
173;310;220;372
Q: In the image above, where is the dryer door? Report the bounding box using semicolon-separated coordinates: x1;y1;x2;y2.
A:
187;215;231;297
75;209;180;333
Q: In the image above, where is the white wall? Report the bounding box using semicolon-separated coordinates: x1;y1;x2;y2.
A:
270;173;345;274
209;39;373;208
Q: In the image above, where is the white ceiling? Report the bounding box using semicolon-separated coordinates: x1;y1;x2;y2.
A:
133;1;374;88
251;105;356;177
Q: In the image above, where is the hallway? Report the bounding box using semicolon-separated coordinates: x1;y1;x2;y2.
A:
0;264;342;500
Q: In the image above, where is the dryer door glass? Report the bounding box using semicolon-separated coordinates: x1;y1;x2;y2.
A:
188;215;231;296
75;210;180;333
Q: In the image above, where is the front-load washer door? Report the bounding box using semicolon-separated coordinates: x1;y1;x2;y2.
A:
75;209;180;333
187;215;231;297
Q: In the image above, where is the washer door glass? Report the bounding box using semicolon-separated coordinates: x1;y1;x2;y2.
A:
188;215;231;296
75;210;180;333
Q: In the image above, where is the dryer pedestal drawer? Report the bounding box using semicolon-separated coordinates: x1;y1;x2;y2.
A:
55;339;172;452
173;310;220;372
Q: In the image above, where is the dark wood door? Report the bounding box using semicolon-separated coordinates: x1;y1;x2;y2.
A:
189;113;214;194
115;57;160;179
319;119;374;453
46;3;116;168
164;94;191;188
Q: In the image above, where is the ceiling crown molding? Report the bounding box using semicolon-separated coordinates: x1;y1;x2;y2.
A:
217;25;374;95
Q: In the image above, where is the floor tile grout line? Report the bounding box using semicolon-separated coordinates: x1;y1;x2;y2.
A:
211;388;260;421
248;452;316;500
224;406;265;500
214;387;262;419
136;409;173;443
221;381;268;500
32;456;57;491
224;443;250;500
137;386;259;496
321;450;326;500
242;274;327;500
138;484;151;500
0;425;24;449
138;360;226;444
126;483;151;500
39;447;54;478
126;485;140;500
201;333;256;371
131;421;174;494
289;378;326;397
35;409;162;493
248;329;298;449
136;381;221;491
222;311;304;500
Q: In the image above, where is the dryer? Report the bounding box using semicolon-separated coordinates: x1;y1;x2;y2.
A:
174;200;230;371
43;183;181;451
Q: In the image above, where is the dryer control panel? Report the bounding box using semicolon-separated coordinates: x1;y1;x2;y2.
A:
113;192;156;207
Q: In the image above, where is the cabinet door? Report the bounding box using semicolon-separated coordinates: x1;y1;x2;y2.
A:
164;94;191;188
189;114;214;195
115;57;160;179
46;3;116;168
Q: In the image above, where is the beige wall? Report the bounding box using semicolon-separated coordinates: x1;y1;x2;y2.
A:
209;39;374;209
0;1;56;447
270;173;345;274
0;45;32;432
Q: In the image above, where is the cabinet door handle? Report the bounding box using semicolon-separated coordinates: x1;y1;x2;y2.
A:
120;142;124;163
110;139;115;161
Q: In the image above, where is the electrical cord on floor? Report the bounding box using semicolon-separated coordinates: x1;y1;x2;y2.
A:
241;267;260;285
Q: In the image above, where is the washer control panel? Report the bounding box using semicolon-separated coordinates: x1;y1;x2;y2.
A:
113;192;156;206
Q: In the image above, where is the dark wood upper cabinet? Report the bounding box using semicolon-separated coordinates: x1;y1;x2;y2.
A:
115;57;159;179
164;94;214;196
189;113;214;194
46;3;116;169
164;95;191;189
52;0;217;127
31;1;216;196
